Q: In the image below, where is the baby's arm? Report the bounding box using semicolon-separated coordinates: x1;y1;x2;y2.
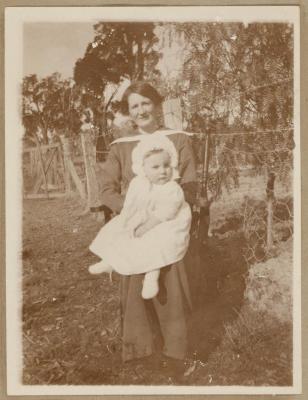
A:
134;214;161;237
134;182;184;237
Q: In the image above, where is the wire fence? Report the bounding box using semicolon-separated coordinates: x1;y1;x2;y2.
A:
22;119;294;267
191;127;294;266
22;73;294;267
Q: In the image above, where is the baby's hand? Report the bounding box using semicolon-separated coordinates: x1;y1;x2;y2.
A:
128;228;137;239
134;224;146;238
134;216;160;237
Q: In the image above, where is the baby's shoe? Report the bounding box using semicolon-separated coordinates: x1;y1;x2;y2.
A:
88;261;113;281
142;275;159;299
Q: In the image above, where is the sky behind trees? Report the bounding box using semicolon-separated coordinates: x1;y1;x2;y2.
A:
23;23;94;79
23;22;184;81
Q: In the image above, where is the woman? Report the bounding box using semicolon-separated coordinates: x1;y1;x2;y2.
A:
99;81;197;371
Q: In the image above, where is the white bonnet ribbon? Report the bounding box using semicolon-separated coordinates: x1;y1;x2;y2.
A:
131;133;179;179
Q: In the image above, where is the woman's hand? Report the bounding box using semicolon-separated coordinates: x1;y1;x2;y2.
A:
197;197;208;208
196;196;212;208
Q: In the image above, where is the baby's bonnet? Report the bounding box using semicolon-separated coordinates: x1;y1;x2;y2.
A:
131;133;179;180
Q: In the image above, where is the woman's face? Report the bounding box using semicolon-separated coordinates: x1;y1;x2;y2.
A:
127;93;158;132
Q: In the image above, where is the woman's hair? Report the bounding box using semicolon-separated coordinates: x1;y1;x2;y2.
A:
121;81;164;115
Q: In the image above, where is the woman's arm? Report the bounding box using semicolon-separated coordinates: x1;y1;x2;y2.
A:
100;145;125;214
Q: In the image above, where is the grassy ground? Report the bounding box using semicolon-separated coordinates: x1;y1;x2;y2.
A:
22;196;293;385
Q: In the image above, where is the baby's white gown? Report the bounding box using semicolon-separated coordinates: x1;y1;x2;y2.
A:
89;176;192;275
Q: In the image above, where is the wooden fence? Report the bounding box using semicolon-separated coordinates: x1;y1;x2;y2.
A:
22;98;183;201
23;137;86;200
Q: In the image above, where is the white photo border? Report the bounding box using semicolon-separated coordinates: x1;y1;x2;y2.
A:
5;5;301;396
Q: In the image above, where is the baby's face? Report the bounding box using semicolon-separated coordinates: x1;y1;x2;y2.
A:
143;150;172;185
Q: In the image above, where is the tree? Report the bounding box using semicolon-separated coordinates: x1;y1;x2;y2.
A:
73;22;161;139
23;73;60;144
164;22;293;201
74;22;160;89
22;73;85;144
171;22;293;130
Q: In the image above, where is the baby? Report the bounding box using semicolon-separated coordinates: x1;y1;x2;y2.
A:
89;134;192;300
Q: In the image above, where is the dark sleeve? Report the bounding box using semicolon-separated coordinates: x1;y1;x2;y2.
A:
178;134;198;206
100;144;125;214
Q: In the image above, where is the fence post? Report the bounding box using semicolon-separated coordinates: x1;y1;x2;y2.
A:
33;135;49;198
60;135;73;194
81;129;104;220
266;171;276;250
60;135;86;198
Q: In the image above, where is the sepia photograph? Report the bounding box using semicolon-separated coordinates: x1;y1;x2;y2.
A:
5;5;301;396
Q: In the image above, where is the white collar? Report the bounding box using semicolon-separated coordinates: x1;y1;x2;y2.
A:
110;129;193;145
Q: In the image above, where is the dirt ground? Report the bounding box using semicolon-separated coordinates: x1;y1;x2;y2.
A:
22;195;293;386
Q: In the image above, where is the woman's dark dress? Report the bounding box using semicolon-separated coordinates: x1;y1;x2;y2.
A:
100;130;197;361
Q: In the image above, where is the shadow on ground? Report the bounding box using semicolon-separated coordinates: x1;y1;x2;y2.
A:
186;234;248;362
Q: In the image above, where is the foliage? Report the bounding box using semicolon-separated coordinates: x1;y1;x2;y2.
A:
22;22;294;194
22;23;161;147
22;73;84;143
170;22;293;127
74;22;161;96
73;22;161;137
161;22;294;200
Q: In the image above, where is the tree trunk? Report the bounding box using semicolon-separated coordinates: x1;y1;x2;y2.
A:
201;131;211;201
136;40;144;80
266;171;276;250
198;130;212;243
41;126;49;144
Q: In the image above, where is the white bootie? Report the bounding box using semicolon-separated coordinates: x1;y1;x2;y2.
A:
88;261;113;281
142;273;159;299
